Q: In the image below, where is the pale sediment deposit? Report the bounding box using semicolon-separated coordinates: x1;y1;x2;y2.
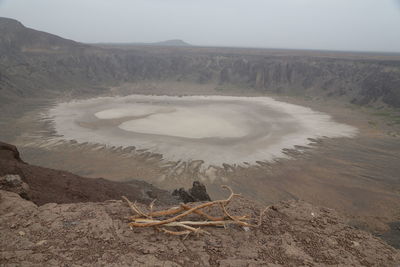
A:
46;95;357;166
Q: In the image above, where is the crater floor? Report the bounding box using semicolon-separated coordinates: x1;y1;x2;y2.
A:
48;95;357;166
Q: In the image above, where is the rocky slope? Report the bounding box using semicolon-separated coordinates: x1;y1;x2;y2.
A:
1;17;400;108
0;141;178;206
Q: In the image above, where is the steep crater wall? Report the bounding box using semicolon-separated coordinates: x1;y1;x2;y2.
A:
1;17;400;108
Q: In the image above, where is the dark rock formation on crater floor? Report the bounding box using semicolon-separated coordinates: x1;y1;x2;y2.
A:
172;181;212;203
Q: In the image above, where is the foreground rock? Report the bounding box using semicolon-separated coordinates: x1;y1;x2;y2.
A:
0;190;398;266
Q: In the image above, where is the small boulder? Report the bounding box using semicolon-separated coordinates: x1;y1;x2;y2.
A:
172;188;195;203
189;181;211;202
172;181;211;203
0;174;30;200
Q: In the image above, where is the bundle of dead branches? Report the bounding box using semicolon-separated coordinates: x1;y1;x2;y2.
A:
123;185;268;237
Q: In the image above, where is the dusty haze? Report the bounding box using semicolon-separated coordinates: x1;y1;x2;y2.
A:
0;0;400;52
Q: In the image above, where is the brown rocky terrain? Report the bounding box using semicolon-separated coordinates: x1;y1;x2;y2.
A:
1;142;400;266
1;187;400;266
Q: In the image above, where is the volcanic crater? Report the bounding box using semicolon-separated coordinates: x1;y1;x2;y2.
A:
47;95;357;166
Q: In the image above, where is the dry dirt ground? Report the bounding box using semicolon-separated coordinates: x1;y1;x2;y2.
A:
1;190;399;266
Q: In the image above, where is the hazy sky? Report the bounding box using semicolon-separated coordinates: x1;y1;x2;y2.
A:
0;0;400;52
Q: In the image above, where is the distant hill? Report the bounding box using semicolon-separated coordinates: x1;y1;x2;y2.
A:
94;39;192;48
0;17;87;54
151;39;192;47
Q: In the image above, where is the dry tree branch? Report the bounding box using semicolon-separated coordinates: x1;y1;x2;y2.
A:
131;203;249;222
128;199;239;227
158;228;192;236
181;204;250;221
131;206;184;219
256;206;271;227
219;203;251;227
149;199;157;219
123;185;263;237
122;196;151;219
181;204;222;221
134;218;249;227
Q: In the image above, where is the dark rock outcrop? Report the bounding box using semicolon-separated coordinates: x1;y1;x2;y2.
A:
0;141;178;206
0;141;24;163
173;181;211;203
189;181;211;201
